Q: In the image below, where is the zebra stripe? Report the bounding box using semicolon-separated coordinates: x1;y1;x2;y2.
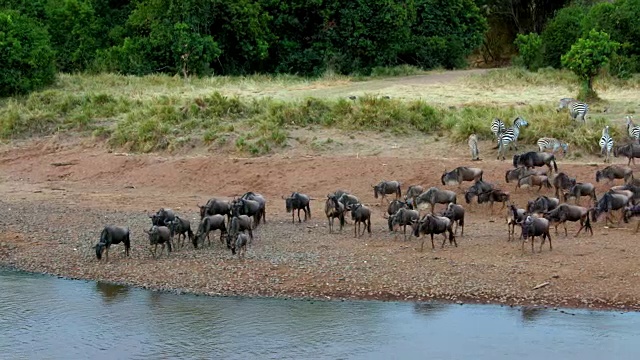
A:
599;126;614;163
490;118;506;139
496;117;529;160
557;98;588;122
537;137;568;154
626;116;640;143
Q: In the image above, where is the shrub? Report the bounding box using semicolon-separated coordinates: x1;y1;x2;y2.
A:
541;6;586;69
514;33;543;71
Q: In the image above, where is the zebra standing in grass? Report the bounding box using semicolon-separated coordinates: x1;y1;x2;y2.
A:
599;125;614;163
626;116;640;143
496;117;529;160
537;137;569;156
557;97;589;123
490;118;506;140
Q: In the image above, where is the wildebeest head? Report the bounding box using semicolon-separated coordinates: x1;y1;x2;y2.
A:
94;242;105;260
595;170;603;183
144;225;160;244
512;154;521;168
464;190;475;204
520;216;534;239
372;182;383;199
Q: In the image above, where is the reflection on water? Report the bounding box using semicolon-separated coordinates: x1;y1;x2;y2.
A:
1;268;640;360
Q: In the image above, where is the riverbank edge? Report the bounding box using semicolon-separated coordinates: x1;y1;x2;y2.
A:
2;263;638;313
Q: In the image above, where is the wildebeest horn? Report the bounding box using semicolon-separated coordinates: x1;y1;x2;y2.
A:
382;213;389;219
281;195;286;199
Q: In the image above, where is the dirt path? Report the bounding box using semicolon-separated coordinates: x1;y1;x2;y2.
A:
1;136;639;310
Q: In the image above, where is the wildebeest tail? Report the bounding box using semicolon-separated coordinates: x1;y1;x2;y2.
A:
552;156;558;172
366;217;371;234
585;215;592;234
339;213;345;228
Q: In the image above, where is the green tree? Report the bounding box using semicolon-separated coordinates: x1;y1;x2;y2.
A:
561;29;619;100
540;5;585;69
0;10;56;96
514;32;542;70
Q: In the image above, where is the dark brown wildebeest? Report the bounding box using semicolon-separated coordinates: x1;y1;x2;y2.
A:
348;203;371;238
518;216;552;253
166;216;195;249
513;152;558;173
372;180;402;205
198;198;232;221
389;207;420;240
613;143;640;166
527;196;560;215
551;172;576;198
95;225;131;262
440;203;465;236
515;174;552;192
195;214;228;247
404;185;424;209
595;165;633;184
325;194;345;233
412;214;456;251
463;179;495;204
441;167;483;186
149;208;175;227
145;225;172;258
543;204;593;237
283;192;311;223
415;187;457;214
240;192;267;225
475;188;511;214
507;204;527;241
623;205;640;233
563;182;597;206
590;191;631;226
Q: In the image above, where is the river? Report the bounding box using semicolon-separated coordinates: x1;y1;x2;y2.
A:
1;268;639;359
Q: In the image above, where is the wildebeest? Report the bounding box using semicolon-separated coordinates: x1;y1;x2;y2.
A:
231;233;250;257
440;167;483;186
95;225;131;262
404;185;424;208
563;182;597;206
198;198;232;221
518;216;552;253
513;152;558;173
145;225;172;258
166;216;194;249
516;174;551;192
149;208;175;226
386;199;408;219
372;180;402;204
283;192;311;223
590;191;631;226
551;172;576;198
506;167;536;183
475;188;511;214
440;203;465;236
332;189;351;199
232;198;263;227
595;165;634;184
195;214;228;247
463;179;495;203
614;143;640;166
415;187;457;214
543;204;593;237
507;204;527;241
227;215;253;249
610;184;640;205
622;205;640;233
389;207;420;240
348;203;371;238
325;194;346;233
527;196;560;214
412;214;456;251
240;192;266;225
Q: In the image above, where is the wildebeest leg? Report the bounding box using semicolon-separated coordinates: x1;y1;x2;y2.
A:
431;234;435;250
105;246;109;262
635;221;640;233
441;233;447;248
531;235;535;253
354;221;358;238
328;217;333;233
450;229;457;247
563;221;568;237
403;225;407;241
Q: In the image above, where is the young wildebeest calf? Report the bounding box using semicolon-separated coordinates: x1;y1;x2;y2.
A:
563;182;597;206
623;205;640;233
516;174;551;192
441;203;465;236
412;214;456;251
552;172;576;198
507;204;527;241
166;216;194;249
441;167;483;186
513;152;558;173
372;180;402;204
544;204;593;237
349;204;372;238
195;214;228;247
595;165;634;184
614;143;640;166
518;216;552;253
283;192;311;223
389;207;420;240
527;196;560;215
325;194;345;233
231;233;250;257
415;187;457;214
145;225;172;258
227;215;254;249
95;225;131;262
476;188;510;214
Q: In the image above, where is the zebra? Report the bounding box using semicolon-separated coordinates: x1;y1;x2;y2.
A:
496;117;529;160
468;133;480;161
557;98;588;123
490;118;506;140
626;116;640;143
599;125;614;163
537;137;569;156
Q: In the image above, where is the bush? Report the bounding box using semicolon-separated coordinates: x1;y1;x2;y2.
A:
514;33;543;71
541;6;586;69
0;10;56;96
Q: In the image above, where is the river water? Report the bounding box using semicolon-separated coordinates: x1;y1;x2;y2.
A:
1;268;639;360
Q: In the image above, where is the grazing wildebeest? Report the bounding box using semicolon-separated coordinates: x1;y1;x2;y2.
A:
240;192;266;225
389;207;420;240
348;203;371;238
145;225;172;258
412;214;456;251
283;192;311;223
518;216;552;253
463;179;495;204
595;165;633;184
543;204;593;237
195;214;228;247
198;198;232;221
507;204;527;241
415;187;457;214
95;225;131;262
231;233;250;257
622;205;640;233
404;185;424;209
610;184;640;205
440;203;465;236
232;198;263;227
475;188;511;214
516;174;552;192
505;167;543;183
614;143;640;166
513;152;558;173
590;192;631;226
227;215;253;249
564;182;597;206
325;194;345;233
149;208;175;226
372;180;402;204
165;216;194;249
551;172;576;198
527;196;560;214
440;167;483;186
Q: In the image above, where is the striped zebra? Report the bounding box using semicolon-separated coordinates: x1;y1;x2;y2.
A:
557;98;588;123
626;116;640;143
490;118;506;140
496;117;529;160
599;125;614;163
537;137;569;156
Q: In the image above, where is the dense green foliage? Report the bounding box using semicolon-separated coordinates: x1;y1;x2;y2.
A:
0;10;56;96
514;33;543;71
540;6;585;69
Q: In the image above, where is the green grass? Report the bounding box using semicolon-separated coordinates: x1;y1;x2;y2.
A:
0;67;637;156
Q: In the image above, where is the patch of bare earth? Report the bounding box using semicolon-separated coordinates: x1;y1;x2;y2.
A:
1;134;639;311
